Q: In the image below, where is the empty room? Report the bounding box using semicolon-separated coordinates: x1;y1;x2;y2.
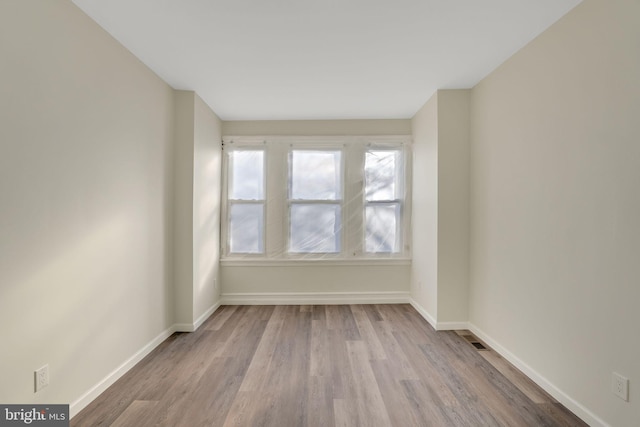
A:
1;0;638;426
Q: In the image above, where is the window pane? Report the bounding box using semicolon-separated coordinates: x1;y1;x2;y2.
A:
291;150;341;200
365;204;399;253
229;150;264;200
365;150;399;201
229;204;264;253
290;204;341;253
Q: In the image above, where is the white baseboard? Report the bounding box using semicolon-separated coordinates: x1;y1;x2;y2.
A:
173;323;195;332
194;301;221;329
71;303;222;418
408;300;606;426
221;291;410;305
408;298;469;331
468;323;609;427
435;321;469;330
69;325;176;418
174;301;222;332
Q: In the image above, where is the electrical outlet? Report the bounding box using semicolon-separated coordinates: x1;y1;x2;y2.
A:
34;364;49;393
612;372;629;401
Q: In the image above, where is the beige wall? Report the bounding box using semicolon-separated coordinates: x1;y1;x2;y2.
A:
222;119;411;136
0;0;174;408
410;93;439;321
174;91;223;329
173;91;196;326
469;0;640;425
221;264;410;298
0;0;223;415
410;90;470;326
436;90;470;324
193;95;222;320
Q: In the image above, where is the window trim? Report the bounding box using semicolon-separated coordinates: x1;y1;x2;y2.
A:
221;135;412;262
221;145;267;257
364;147;405;254
287;147;345;255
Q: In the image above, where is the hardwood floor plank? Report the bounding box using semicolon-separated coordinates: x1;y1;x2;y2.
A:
247;304;276;320
307;375;335;427
333;399;359;427
425;332;559;427
369;360;424;427
216;308;270;359
109;400;158;427
392;330;459;406
345;340;392;427
370;319;419;380
480;349;553;404
327;328;353;400
439;402;502;427
237;305;286;392
221;391;256;427
350;304;387;360
363;304;384;322
177;357;244;427
72;304;587;427
311;305;327;322
243;306;311;427
310;318;331;377
399;379;462;426
326;305;360;340
420;339;528;426
204;305;239;330
150;357;241;427
537;403;590;427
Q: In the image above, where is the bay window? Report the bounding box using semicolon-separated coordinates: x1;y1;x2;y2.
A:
222;136;410;262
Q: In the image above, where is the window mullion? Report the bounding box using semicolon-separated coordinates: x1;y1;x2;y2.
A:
345;143;364;257
266;142;285;258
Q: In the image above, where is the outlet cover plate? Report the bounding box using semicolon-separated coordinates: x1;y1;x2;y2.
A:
612;372;629;401
35;364;49;393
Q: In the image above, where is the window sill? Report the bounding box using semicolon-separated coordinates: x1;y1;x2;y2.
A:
220;258;412;267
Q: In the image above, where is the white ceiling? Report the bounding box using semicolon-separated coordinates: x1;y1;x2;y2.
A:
72;0;581;121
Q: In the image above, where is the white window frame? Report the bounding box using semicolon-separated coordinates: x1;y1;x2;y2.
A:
221;143;267;257
287;147;345;257
221;136;412;264
364;147;406;255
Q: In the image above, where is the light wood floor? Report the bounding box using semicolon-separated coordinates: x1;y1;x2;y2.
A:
72;305;586;426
